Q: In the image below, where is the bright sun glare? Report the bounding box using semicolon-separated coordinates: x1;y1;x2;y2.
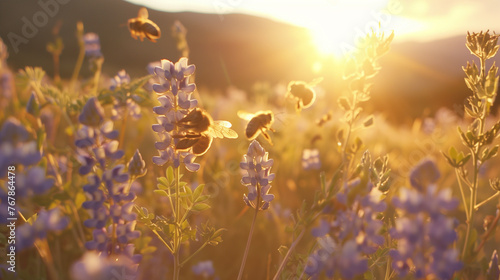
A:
297;0;394;57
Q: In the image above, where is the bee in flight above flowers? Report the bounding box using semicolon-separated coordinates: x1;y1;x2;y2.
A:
286;77;323;112
237;110;275;146
174;108;238;156
128;7;161;42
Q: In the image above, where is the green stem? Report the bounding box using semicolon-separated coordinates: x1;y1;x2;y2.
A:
474;191;500;210
272;228;305;280
152;229;174;253
173;166;181;280
180;242;208;267
455;169;470;219
237;188;261;280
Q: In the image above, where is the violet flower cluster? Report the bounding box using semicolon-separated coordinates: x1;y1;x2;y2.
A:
75;97;142;269
109;70;141;121
16;208;69;250
240;140;275;210
390;158;462;280
0;117;55;203
304;180;386;279
83;32;102;58
151;57;200;171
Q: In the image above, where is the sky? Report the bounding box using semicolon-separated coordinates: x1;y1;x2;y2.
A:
125;0;500;55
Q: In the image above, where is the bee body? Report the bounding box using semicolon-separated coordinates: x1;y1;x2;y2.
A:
238;110;275;145
286;78;322;112
128;8;161;42
175;108;237;156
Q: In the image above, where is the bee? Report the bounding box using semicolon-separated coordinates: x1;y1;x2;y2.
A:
237;110;275;145
286;77;323;112
128;7;161;42
316;111;332;127
174;108;238;156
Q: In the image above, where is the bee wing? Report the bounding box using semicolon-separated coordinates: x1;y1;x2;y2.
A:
192;135;213;156
237;110;255;121
176;138;199;151
208;121;238;139
138;7;149;19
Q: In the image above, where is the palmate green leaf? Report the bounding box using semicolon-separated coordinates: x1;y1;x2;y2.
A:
195;195;210;204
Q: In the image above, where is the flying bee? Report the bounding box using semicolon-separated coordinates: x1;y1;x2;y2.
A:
286;77;323;112
174;108;238;156
316;111;333;127
237;110;275;145
128;7;161;42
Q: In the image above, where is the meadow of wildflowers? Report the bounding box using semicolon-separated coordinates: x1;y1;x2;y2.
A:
1;4;500;280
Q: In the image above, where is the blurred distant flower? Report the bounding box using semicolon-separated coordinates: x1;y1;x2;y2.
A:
409;158;440;191
0;71;15;100
390;162;461;279
192;260;215;278
302;148;321;170
110;69;130;91
305;181;386;279
16;166;55;197
0;118;42;177
71;251;139;280
26;92;40;117
240;140;275;210
17;208;68;250
488;250;500;280
83;32;102;57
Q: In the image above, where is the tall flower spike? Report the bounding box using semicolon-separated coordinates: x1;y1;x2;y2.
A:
240;140;275;210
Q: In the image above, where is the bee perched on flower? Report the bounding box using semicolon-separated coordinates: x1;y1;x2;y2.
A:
175;108;238;156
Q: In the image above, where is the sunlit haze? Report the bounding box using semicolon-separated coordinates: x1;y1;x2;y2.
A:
125;0;500;57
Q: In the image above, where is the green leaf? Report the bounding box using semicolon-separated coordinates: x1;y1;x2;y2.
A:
192;203;211;212
193;184;205;201
153;190;169;197
157;177;169;190
166;167;174;185
338;96;351;111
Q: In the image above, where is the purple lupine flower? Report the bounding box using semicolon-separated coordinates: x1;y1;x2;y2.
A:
488;250;500;280
390;160;461;279
153;58;195;96
16;208;69;251
0;118;42;177
26;92;40;117
302;148;321;170
128;149;147;178
83;32;102;57
108;70;141;121
110;69;130;91
78;97;105;127
305;181;386;279
76;98;142;265
192;260;215;278
16;167;55;197
240;140;275;210
409;158;440;191
151;57;200;171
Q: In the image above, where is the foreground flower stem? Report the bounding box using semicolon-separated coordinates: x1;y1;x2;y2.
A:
237;187;261;280
462;55;487;261
272;228;305;280
173;166;181;280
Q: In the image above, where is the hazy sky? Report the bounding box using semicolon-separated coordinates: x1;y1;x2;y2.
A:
125;0;500;54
